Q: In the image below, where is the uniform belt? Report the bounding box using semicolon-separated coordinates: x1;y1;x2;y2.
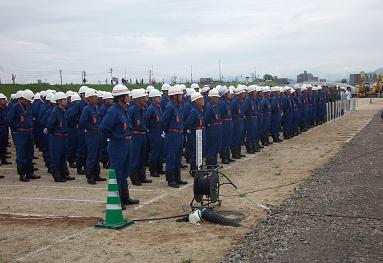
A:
17;128;33;132
168;128;183;133
222;118;232;121
132;131;146;135
196;126;204;129
233;118;244;121
0;125;7;128
54;132;67;137
211;122;222;126
87;128;98;131
122;136;131;141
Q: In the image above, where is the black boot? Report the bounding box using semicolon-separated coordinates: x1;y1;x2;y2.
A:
94;165;106;181
232;148;240;159
175;169;187;185
0;156;12;165
62;166;75;181
120;185;139;205
238;147;246;158
221;151;230;164
157;161;165;175
166;171;179;188
149;162;160;177
76;159;85;175
130;171;142;186
246;144;254;154
139;169;152;183
227;149;235;162
52;168;66;182
27;164;41;180
86;169;96;185
17;165;29;182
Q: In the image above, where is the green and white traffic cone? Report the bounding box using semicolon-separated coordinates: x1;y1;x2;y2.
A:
95;169;134;230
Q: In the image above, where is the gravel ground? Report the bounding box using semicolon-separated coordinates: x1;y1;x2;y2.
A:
221;112;383;263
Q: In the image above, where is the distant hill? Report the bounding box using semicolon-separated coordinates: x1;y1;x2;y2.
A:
374;68;383;75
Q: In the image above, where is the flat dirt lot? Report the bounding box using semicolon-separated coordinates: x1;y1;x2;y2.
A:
1;98;382;263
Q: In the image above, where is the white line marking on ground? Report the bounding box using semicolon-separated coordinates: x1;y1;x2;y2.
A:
0;196;105;203
11;228;91;263
345;119;371;143
0;184;164;192
0;212;98;219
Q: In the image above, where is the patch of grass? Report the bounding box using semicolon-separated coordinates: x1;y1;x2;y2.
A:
180;256;192;263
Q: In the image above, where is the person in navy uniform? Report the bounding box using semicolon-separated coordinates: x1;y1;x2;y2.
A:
31;93;42;150
46;92;75;182
79;88;106;184
184;92;205;176
260;87;272;146
231;86;246;159
203;88;222;165
161;85;188;188
281;87;292;139
129;88;152;186
182;88;195;164
100;84;139;210
7;90;40;182
243;85;257;154
218;86;235;164
99;92;114;169
160;84;171;113
145;89;164;178
39;92;55;173
65;93;81;168
0;94;12;168
270;86;283;143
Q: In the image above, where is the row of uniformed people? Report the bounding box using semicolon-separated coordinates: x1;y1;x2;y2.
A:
2;83;333;205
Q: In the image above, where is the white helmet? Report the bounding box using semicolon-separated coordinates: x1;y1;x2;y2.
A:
97;90;104;98
235;86;246;95
161;83;171;91
208;88;220;98
46;93;56;103
149;89;162;98
179;84;187;91
112;84;130;97
191;92;203;102
218;85;228;96
146;85;155;93
15;90;24;99
290;88;296;94
256;86;263;92
168;85;183;96
54;92;67;101
262;87;271;93
0;93;7;100
201;85;210;93
33;92;41;100
78;86;89;94
84;88;97;98
131;88;147;99
247;85;256;93
102;92;113;100
22;89;34;102
66;90;73;97
191;83;199;90
186;88;196;97
271;86;280;92
10;94;16;99
283;86;291;92
71;93;81;102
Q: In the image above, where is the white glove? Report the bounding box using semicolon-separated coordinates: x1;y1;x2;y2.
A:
43;128;48;134
187;129;191;134
161;131;165;138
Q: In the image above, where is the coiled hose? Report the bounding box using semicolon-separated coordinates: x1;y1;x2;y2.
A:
200;208;241;227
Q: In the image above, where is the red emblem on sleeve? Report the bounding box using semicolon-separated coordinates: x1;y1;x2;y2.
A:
20;116;24;122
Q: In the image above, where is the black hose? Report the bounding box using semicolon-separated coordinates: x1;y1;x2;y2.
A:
200;208;241;227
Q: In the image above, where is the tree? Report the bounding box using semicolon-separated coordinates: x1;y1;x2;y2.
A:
341;78;347;84
263;74;274;81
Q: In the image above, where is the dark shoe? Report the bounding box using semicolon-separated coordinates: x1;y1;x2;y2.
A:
149;162;160;177
86;169;96;185
69;162;77;169
157;161;165;175
17;166;29;182
139;170;152;183
168;181;179;188
62;167;75;181
1;159;12;165
120;185;139;205
94;165;106;181
20;174;30;182
130;171;142;186
33;156;39;160
76;159;85;175
0;175;4;178
52;168;66;183
102;162;110;169
175;169;187;185
181;163;188;169
27;165;41;179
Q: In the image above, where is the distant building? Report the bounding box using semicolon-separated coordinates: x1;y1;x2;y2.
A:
349;74;360;86
200;78;213;84
297;70;318;83
349;72;377;86
274;77;290;84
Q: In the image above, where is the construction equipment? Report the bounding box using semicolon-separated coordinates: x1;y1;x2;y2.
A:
357;72;382;97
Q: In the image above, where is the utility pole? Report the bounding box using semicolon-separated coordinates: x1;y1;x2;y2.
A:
219;60;222;82
190;64;193;83
59;69;62;85
149;69;152;84
109;68;113;84
82;71;87;84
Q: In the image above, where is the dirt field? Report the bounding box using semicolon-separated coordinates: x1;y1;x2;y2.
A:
0;98;382;263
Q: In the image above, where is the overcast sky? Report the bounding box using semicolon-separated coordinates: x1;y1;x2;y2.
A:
0;0;382;84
